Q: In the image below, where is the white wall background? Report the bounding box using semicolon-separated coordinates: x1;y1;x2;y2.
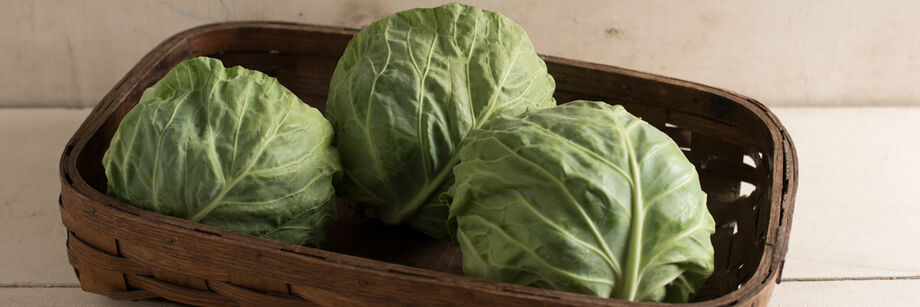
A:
4;0;919;107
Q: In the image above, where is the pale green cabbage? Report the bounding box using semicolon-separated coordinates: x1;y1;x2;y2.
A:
102;57;340;247
446;100;715;302
326;3;556;238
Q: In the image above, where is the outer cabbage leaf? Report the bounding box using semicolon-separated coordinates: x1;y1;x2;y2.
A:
102;57;340;247
446;100;715;302
326;3;556;238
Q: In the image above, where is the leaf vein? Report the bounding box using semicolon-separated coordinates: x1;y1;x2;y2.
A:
467;215;614;286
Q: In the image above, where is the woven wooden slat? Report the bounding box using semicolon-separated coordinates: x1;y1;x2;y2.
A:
209;281;310;306
126;275;237;307
67;233;150;275
288;284;368;307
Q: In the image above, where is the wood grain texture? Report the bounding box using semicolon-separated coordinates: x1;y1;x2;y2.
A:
9;1;920;108
57;22;797;306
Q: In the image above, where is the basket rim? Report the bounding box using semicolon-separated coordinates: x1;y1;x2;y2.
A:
58;21;798;306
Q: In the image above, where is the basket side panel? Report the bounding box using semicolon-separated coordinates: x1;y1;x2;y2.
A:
227;271;289;296
60;179;598;306
61;205;127;294
68;235;127;295
690;135;743;299
61;186;129;295
152;270;209;291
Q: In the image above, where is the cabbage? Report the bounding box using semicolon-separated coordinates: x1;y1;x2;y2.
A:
326;3;556;238
102;57;340;247
446;100;715;302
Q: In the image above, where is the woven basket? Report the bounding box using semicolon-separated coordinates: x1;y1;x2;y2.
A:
59;22;797;306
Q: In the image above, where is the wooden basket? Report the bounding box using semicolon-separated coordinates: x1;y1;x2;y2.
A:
59;22;797;306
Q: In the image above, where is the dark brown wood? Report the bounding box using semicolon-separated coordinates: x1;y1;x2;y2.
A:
58;21;797;306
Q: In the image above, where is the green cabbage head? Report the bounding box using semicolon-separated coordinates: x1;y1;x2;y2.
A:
446;100;715;302
326;3;556;238
102;57;340;247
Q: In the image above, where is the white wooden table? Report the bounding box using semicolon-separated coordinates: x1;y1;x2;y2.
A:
2;107;918;306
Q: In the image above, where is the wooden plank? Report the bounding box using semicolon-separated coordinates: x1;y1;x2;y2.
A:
774;107;920;279
771;280;920;307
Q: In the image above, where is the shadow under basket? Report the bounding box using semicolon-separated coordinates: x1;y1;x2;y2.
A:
58;22;798;306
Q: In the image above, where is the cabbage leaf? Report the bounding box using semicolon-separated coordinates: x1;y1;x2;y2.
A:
447;100;715;302
326;3;556;238
103;57;340;247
